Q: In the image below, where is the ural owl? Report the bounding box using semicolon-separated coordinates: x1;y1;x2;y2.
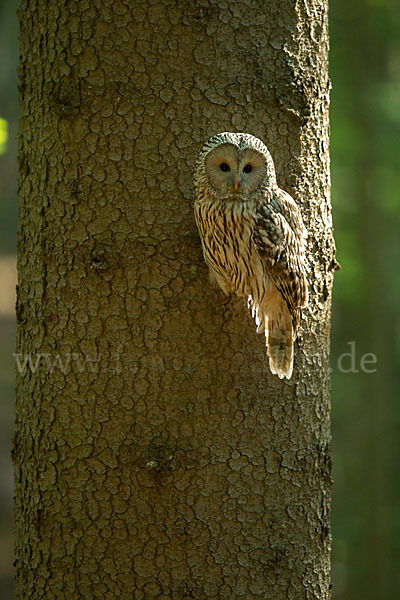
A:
193;132;308;380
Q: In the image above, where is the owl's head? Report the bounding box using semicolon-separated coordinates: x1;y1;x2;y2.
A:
196;132;277;200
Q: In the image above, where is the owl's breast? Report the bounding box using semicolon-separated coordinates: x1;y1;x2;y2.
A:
196;200;265;298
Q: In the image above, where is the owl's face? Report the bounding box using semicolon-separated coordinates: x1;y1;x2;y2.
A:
204;143;269;199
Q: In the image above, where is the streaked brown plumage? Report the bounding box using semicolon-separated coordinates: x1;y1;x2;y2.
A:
193;132;308;379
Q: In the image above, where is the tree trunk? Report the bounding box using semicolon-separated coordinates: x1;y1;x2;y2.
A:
16;1;334;598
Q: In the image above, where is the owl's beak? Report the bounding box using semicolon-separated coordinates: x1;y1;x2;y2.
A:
234;181;239;191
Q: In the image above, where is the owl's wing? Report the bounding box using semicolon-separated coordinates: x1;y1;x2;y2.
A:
252;188;308;334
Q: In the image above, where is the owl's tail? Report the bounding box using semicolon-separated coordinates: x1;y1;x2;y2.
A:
265;309;294;380
250;285;294;380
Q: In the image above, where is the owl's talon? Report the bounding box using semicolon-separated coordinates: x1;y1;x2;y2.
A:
222;293;233;307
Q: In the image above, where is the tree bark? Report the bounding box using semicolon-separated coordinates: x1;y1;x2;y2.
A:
16;1;334;598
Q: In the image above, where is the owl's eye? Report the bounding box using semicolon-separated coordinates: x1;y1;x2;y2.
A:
220;163;230;172
243;164;252;173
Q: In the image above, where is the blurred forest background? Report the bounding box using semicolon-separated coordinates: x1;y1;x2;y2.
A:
0;0;399;598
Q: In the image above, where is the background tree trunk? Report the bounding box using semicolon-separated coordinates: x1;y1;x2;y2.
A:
330;3;398;598
16;1;334;598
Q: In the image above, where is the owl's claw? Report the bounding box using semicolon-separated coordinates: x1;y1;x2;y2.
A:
247;296;254;317
222;293;233;307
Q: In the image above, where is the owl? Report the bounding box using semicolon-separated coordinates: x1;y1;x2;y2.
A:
193;132;308;380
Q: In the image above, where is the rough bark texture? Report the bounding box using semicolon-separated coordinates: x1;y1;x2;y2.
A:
16;1;334;598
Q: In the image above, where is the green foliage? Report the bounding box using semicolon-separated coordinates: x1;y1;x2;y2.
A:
0;118;7;155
